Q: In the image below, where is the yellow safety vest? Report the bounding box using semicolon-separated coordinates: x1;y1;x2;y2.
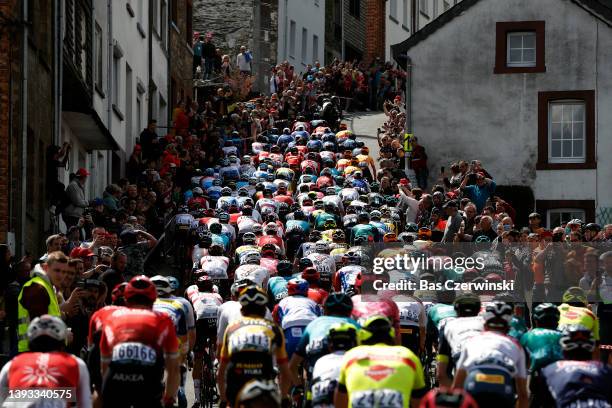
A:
17;276;61;352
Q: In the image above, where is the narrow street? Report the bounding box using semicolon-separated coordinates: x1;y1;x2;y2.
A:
345;111;387;159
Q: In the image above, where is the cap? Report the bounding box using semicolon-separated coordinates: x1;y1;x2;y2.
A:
399;178;409;186
443;200;458;209
76;168;90;177
92;198;104;206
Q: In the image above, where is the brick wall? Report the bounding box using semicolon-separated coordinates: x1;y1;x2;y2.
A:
364;0;386;64
170;0;193;108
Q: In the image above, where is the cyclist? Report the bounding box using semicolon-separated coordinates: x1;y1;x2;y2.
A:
273;278;321;358
301;267;329;305
558;287;600;353
419;388;478;408
520;303;562;407
234;380;282;408
234;252;269;288
309;323;359;408
539;325;612;407
267;259;295;304
200;242;231;280
437;292;483;387
334;315;427;408
289;292;358;386
217;286;291;407
452;301;528;408
99;275;180;408
152;275;192;357
0;315;92;407
185;276;223;408
393;289;426;355
332;251;366;293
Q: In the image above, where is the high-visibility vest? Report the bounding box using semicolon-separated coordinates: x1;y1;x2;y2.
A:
17;276;61;352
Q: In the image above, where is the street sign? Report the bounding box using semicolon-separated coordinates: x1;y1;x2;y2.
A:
403;133;414;153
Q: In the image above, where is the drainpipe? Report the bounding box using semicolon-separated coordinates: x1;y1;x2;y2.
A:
148;0;153;123
20;0;29;255
107;0;112;132
283;0;288;60
341;0;345;59
54;0;64;146
404;56;412;175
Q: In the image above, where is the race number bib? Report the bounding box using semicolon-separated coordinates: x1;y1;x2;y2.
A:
112;342;157;365
311;379;337;403
229;332;271;353
352;389;403;408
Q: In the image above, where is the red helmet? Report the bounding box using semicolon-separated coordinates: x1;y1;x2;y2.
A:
111;282;128;305
125;275;157;303
419;387;479;408
287;278;309;296
301;267;320;284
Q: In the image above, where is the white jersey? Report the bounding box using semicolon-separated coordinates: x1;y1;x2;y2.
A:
192;245;209;264
441;315;484;361
311;351;345;408
234;264;270;287
335;265;366;293
171;295;196;330
199;255;230;279
185;285;223;320
306;253;336;285
216;301;272;341
393;295;425;328
456;331;527;379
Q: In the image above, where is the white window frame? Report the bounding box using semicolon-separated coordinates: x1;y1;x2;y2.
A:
301;27;308;63
112;54;121;107
419;0;429;16
390;0;398;20
506;31;536;67
548;100;586;164
313;35;319;63
289;20;296;58
94;23;103;91
547;208;585;228
402;0;409;26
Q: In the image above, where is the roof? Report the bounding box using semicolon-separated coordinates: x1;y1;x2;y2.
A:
391;0;612;69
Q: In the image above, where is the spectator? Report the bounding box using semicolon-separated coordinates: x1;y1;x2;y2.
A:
409;137;428;189
118;229;157;278
139;119;159;162
99;251;128;304
459;171;496;213
236;46;252;76
62;168;90;228
202;33;217;79
442;201;462;243
193;34;203;77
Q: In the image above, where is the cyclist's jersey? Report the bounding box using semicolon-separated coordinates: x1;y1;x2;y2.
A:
558;304;600;341
267;275;293;302
175;213;195;233
456;331;527;379
219;165;239;181
255;198;279;215
217;196;238;210
297;242;319;258
339;188;359;203
330;245;348;267
306;253;336;287
285;219;310;235
99;308;179;382
311;351;345;408
0;352;91;408
206;186;223;201
88;305;124;346
333;265;366;293
201;176;216;190
200;255;230;279
234;264;270;287
170;295;196;332
338;344;426;408
393;296;425;330
235;245;260;265
519;328;563;371
273;295;321;330
192;245;209;264
438;315;484;364
350;224;379;243
427;304;457;331
185;285;223;320
260;257;279;276
542;360;612;408
314;213;336;230
351;295;401;337
153;298;188;353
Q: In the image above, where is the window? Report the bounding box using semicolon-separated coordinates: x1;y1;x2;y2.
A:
507;32;536;67
152;0;159;35
402;0;409;28
185;1;192;46
94;23;103;93
137;0;143;23
161;0;167;48
547;209;585;229
443;0;451;11
548;101;585;163
495;21;545;74
289;20;296;57
313;35;319;62
390;0;398;21
112;54;120;107
302;28;308;63
136;97;142;133
349;0;360;19
537;91;595;170
420;0;429;16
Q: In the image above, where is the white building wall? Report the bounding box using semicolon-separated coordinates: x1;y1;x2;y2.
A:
386;0;411;62
404;0;612;212
151;30;169;139
277;0;326;72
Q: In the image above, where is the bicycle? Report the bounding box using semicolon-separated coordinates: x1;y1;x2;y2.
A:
199;334;219;408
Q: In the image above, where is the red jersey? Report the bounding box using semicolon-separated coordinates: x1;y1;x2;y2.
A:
307;288;329;305
351;294;401;338
99;308;179;366
273;195;294;206
260;258;279;276
7;352;81;389
257;235;284;250
88;305;123;346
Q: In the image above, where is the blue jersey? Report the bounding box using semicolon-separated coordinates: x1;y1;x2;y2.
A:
267;275;292;303
542;360;612;408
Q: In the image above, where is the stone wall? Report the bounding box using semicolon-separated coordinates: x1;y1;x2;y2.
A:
343;0;366;57
171;0;194;106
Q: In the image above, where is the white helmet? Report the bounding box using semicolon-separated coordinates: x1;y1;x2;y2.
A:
244;252;261;265
151;275;173;296
315;240;330;254
27;314;67;343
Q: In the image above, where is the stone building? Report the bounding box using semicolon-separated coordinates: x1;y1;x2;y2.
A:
193;0;278;93
170;0;194;112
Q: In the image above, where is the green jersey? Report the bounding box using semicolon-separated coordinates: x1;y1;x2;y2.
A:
520;328;563;371
427;304;457;330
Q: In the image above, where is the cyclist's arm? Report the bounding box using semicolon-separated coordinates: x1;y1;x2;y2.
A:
516;378;528;408
217;331;230;403
333;387;348;408
164;355;180;404
436;327;452;387
288;354;303;386
451;368;467;389
76;357;93;408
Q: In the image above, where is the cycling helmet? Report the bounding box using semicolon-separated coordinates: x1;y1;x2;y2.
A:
309;230;323;241
276;260;293;276
209;223;222;234
383;232;398;242
562;287;587;306
420;388;479;408
231;279;255;297
193;187;204;196
167;276;180;292
358;315;395;345
559;324;596;352
208;242;224;256
324;292;353;314
196;275;214;292
204;168;215;176
151;275;173;296
315;240;331;254
27;314;68;343
235;379;281;407
244;252;261;265
453;292;481;316
218;212;230;223
252;224;264;235
111;282;128;305
125;275;157;303
298;257;314;271
287;278;309;296
533;303;560;326
243;232;257;245
584;223;602;232
301;267;320;284
482;301;513;330
474;235;491;243
265;222;278;235
327;323;358;351
332;230;345;241
261;243;277;258
239;285;269;306
344;251;362;265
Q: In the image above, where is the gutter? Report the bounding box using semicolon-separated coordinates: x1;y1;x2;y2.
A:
20;0;28;255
